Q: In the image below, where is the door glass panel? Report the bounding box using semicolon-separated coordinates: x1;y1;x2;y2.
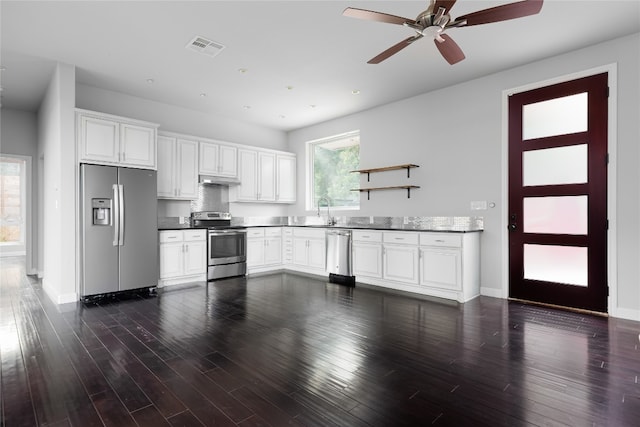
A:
524;244;588;287
523;92;588;140
523;144;587;186
524;196;588;235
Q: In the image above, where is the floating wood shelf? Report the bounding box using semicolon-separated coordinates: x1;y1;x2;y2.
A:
351;185;420;200
351;164;419;181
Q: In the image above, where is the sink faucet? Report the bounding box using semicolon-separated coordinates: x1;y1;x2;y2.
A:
317;196;336;226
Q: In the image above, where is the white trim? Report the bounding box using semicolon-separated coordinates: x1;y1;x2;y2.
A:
305;130;360;211
0;154;33;271
481;286;504;299
612;307;640;322
501;63;619;316
43;278;78;304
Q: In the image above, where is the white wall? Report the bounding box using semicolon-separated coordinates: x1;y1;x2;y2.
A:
76;84;287;151
0;108;38;272
37;63;77;304
287;33;640;319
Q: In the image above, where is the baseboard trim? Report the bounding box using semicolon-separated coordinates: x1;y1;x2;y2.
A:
611;307;640;322
481;287;504;299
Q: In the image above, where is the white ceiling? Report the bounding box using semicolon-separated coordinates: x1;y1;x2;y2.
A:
1;1;639;132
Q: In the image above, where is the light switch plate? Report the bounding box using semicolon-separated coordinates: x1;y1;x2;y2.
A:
471;201;488;211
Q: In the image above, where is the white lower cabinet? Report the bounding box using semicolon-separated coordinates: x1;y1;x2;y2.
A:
352;230;383;279
247;227;283;272
159;229;207;286
383;232;419;285
290;227;326;273
242;225;480;303
352;229;480;303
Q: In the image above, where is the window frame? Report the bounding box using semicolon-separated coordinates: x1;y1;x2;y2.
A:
306;130;360;212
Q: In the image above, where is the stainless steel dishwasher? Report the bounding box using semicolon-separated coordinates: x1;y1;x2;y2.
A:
325;229;355;286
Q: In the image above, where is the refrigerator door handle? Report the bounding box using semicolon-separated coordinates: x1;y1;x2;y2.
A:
118;184;125;246
112;184;120;246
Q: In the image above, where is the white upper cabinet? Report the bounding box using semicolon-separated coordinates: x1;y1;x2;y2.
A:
237;149;259;201
77;110;157;169
199;141;237;177
258;152;276;202
157;134;198;199
276;154;296;203
235;148;296;204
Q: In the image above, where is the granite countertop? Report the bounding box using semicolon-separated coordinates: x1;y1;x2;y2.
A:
158;216;483;233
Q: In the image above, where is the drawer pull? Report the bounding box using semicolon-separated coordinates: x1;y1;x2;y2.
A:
166;236;177;239
394;237;404;240
435;239;445;243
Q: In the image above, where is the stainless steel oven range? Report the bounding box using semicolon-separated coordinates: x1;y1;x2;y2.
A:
191;211;247;280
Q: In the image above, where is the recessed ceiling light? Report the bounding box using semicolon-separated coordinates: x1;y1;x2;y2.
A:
309;104;317;109
146;78;154;84
279;115;286;119
242;105;251;110
286;86;294;91
352;89;360;95
200;93;207;97
238;68;248;73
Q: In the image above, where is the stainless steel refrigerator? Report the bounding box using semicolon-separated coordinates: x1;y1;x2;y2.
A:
80;164;158;297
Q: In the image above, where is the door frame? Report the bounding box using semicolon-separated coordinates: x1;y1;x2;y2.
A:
500;63;618;316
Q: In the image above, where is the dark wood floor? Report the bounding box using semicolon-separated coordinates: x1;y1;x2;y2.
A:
1;257;639;426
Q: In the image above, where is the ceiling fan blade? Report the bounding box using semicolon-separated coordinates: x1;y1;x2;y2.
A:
368;36;422;64
343;7;416;26
434;34;465;65
455;0;543;26
433;0;458;15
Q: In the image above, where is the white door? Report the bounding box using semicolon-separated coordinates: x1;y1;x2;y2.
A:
384;244;419;284
183;240;207;275
353;242;383;278
176;139;198;199
264;237;282;265
419;247;461;290
237;149;258;201
276;155;296;203
80;115;119;163
258;152;276;201
160;242;184;279
218;145;238;177
120;123;156;168
292;238;309;266
247;238;265;268
307;239;326;270
199;142;219;175
156;135;175;197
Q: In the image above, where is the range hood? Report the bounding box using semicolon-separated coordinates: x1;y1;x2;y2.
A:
199;175;241;186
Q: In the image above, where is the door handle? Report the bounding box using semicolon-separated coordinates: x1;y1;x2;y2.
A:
112;184;119;246
118;184;125;245
508;223;517;231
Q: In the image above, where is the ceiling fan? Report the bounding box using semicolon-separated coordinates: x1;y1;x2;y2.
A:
343;0;544;65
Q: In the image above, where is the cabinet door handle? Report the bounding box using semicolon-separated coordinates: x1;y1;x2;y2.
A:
185;244;189;253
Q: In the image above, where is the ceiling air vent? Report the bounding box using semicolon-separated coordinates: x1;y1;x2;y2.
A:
185;36;225;58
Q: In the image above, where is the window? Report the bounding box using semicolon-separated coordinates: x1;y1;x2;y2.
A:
307;131;360;211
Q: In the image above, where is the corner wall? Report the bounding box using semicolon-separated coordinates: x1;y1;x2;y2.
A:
37;62;77;304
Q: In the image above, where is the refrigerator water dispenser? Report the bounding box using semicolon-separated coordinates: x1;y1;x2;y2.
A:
92;198;112;225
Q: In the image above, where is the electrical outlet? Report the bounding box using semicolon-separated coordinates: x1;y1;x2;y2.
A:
470;201;488;211
369;216;374;224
